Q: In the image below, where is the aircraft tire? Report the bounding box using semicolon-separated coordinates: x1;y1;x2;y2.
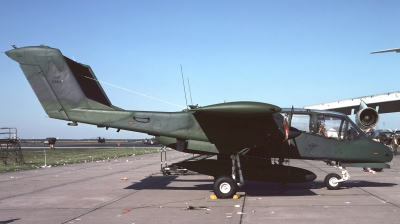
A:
213;175;237;199
324;173;342;190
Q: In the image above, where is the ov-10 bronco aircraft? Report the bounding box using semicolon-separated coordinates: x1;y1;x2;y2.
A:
6;46;393;198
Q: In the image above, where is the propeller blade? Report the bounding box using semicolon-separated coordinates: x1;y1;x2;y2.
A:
289;105;294;127
288;126;302;139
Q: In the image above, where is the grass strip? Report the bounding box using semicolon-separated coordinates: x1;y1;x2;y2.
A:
1;147;161;173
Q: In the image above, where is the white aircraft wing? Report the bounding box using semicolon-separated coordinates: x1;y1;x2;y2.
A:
303;92;400;115
371;48;400;54
305;47;400;115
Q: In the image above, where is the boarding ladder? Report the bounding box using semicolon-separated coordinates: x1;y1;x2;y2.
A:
0;138;25;165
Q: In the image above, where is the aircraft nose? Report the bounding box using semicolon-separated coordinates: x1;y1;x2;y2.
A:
385;145;394;162
379;143;393;162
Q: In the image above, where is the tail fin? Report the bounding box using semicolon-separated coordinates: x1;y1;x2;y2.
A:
6;46;117;122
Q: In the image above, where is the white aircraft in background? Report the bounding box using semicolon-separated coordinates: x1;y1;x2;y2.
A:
303;48;400;132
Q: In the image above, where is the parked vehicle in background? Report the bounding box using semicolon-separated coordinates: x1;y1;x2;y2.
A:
366;129;392;144
367;129;398;155
98;137;106;143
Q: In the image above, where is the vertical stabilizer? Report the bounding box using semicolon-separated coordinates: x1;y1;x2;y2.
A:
6;46;116;122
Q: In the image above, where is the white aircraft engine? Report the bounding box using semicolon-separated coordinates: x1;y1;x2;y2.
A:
355;101;379;131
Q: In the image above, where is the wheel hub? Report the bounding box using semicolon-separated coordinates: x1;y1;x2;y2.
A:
219;182;231;194
329;177;339;186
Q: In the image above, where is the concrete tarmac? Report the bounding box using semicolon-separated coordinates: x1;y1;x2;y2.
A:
0;150;399;224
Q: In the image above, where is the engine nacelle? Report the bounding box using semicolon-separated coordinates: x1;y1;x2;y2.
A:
355;101;379;131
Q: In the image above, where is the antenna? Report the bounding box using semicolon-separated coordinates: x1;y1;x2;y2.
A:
76;73;185;108
180;64;188;108
187;78;193;105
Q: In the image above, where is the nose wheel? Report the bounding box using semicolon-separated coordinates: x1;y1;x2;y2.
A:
324;173;342;190
323;164;350;190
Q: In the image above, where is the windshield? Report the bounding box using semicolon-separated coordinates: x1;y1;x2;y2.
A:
345;120;363;141
347;118;365;137
316;113;365;141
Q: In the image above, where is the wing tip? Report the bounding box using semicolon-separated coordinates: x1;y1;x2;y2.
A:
371;48;400;54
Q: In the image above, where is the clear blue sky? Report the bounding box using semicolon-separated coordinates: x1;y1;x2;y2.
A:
1;0;400;139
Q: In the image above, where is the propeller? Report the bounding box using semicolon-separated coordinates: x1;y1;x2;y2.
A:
281;106;296;180
286;106;301;140
288;106;293;127
286;106;300;161
280;106;298;163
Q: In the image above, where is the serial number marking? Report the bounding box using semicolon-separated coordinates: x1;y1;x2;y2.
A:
52;76;63;83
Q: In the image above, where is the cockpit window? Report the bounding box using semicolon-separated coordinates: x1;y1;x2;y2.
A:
290;114;313;133
316;115;346;139
315;114;365;141
284;112;365;141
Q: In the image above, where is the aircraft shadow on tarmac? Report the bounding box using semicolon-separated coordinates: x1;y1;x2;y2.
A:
245;180;397;196
124;175;397;197
344;180;397;188
0;218;20;224
124;175;214;192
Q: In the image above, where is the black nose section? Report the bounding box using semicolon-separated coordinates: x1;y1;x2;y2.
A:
288;127;301;139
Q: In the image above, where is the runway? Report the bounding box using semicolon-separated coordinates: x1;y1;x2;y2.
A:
19;141;163;150
0;150;399;223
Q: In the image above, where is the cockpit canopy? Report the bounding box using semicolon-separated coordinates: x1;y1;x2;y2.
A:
282;109;365;141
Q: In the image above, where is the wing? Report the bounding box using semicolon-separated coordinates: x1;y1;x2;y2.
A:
371;48;400;54
191;102;287;154
303;92;400;115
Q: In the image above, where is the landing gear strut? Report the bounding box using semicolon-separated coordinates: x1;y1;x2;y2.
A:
212;148;249;198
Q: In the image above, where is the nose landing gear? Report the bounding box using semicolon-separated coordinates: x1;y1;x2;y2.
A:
324;164;350;190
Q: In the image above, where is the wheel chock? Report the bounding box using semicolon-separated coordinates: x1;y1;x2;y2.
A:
209;194;240;199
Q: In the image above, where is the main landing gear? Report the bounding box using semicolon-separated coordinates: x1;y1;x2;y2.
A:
213;149;249;198
213;175;237;199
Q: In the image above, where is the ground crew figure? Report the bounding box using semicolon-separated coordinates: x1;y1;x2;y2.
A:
391;134;398;155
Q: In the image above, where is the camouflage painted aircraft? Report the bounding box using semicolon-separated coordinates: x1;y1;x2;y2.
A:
6;46;393;198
